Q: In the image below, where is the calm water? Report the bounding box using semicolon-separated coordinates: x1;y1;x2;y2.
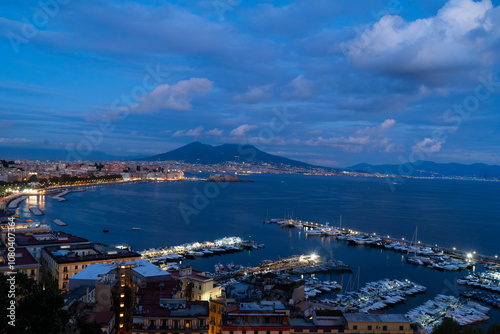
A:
19;174;500;326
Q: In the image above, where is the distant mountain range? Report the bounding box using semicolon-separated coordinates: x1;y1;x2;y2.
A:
143;141;317;168
346;161;500;179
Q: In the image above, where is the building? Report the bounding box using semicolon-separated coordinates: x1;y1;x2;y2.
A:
69;259;172;291
169;266;221;301
0;247;41;281
88;311;116;334
343;314;413;334
210;299;291;334
15;231;89;261
42;243;141;291
0;220;51;243
131;281;209;334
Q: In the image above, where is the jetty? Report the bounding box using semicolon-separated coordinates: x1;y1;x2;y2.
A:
52;219;67;226
52;189;85;202
29;207;44;216
7;196;28;209
139;236;263;263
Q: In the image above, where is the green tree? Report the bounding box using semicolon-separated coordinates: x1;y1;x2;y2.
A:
432;318;461;334
487;324;500;334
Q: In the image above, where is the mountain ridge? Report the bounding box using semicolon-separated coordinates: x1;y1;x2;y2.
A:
142;141;319;168
346;160;500;179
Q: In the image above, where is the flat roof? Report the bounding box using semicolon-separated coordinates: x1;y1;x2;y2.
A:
44;243;140;264
16;231;89;246
344;314;409;323
70;260;170;280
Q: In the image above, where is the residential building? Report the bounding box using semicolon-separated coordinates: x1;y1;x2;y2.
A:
0;247;40;281
169;266;221;301
15;231;89;261
42;243;141;291
131;280;209;334
343;314;413;334
210;299;291;334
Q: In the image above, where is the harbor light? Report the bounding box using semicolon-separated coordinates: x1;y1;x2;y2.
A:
453;247;456;251
495;255;498;258
310;253;318;260
402;238;404;241
467;253;473;259
473;251;476;254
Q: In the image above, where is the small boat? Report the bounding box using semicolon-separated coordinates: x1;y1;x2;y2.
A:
103;223;109;233
132;227;141;230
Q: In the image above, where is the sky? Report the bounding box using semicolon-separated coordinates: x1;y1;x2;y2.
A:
1;0;500;167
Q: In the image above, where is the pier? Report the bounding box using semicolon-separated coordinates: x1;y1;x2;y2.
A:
139;236;263;262
52;219;67;226
267;218;500;266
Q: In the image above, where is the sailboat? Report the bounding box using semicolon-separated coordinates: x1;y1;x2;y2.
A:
406;227;423;265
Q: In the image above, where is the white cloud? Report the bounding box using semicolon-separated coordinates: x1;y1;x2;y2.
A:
355;118;396;137
0;138;31;143
233;84;273;104
230;124;257;137
344;0;498;83
172;126;204;137
132;78;213;113
412;138;445;153
206;128;223;136
282;75;315;100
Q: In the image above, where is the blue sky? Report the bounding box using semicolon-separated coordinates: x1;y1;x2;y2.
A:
1;0;500;167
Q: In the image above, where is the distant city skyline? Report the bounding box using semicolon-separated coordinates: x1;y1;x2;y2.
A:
1;0;500;167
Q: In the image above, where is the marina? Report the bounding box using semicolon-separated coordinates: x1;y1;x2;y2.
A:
458;271;500;292
406;295;490;332
317;279;427;313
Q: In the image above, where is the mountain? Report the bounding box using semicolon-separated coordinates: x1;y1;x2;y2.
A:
346;161;500;179
143;141;317;168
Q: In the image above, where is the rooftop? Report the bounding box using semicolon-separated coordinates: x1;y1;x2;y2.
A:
134;281;209;317
16;231;89;247
0;247;40;269
344;314;409;323
44;243;140;264
70;259;170;281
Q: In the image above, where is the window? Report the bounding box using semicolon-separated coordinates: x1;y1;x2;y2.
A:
63;266;68;272
75;265;78;269
368;325;372;330
399;326;404;330
353;325;357;330
266;331;270;334
383;325;387;331
230;331;233;334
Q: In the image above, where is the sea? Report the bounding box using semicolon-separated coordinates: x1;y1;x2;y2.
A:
18;174;500;328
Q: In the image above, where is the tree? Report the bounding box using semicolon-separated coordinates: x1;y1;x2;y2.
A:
432;318;461;334
463;325;485;334
27;174;38;182
0;272;69;334
488;324;500;334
